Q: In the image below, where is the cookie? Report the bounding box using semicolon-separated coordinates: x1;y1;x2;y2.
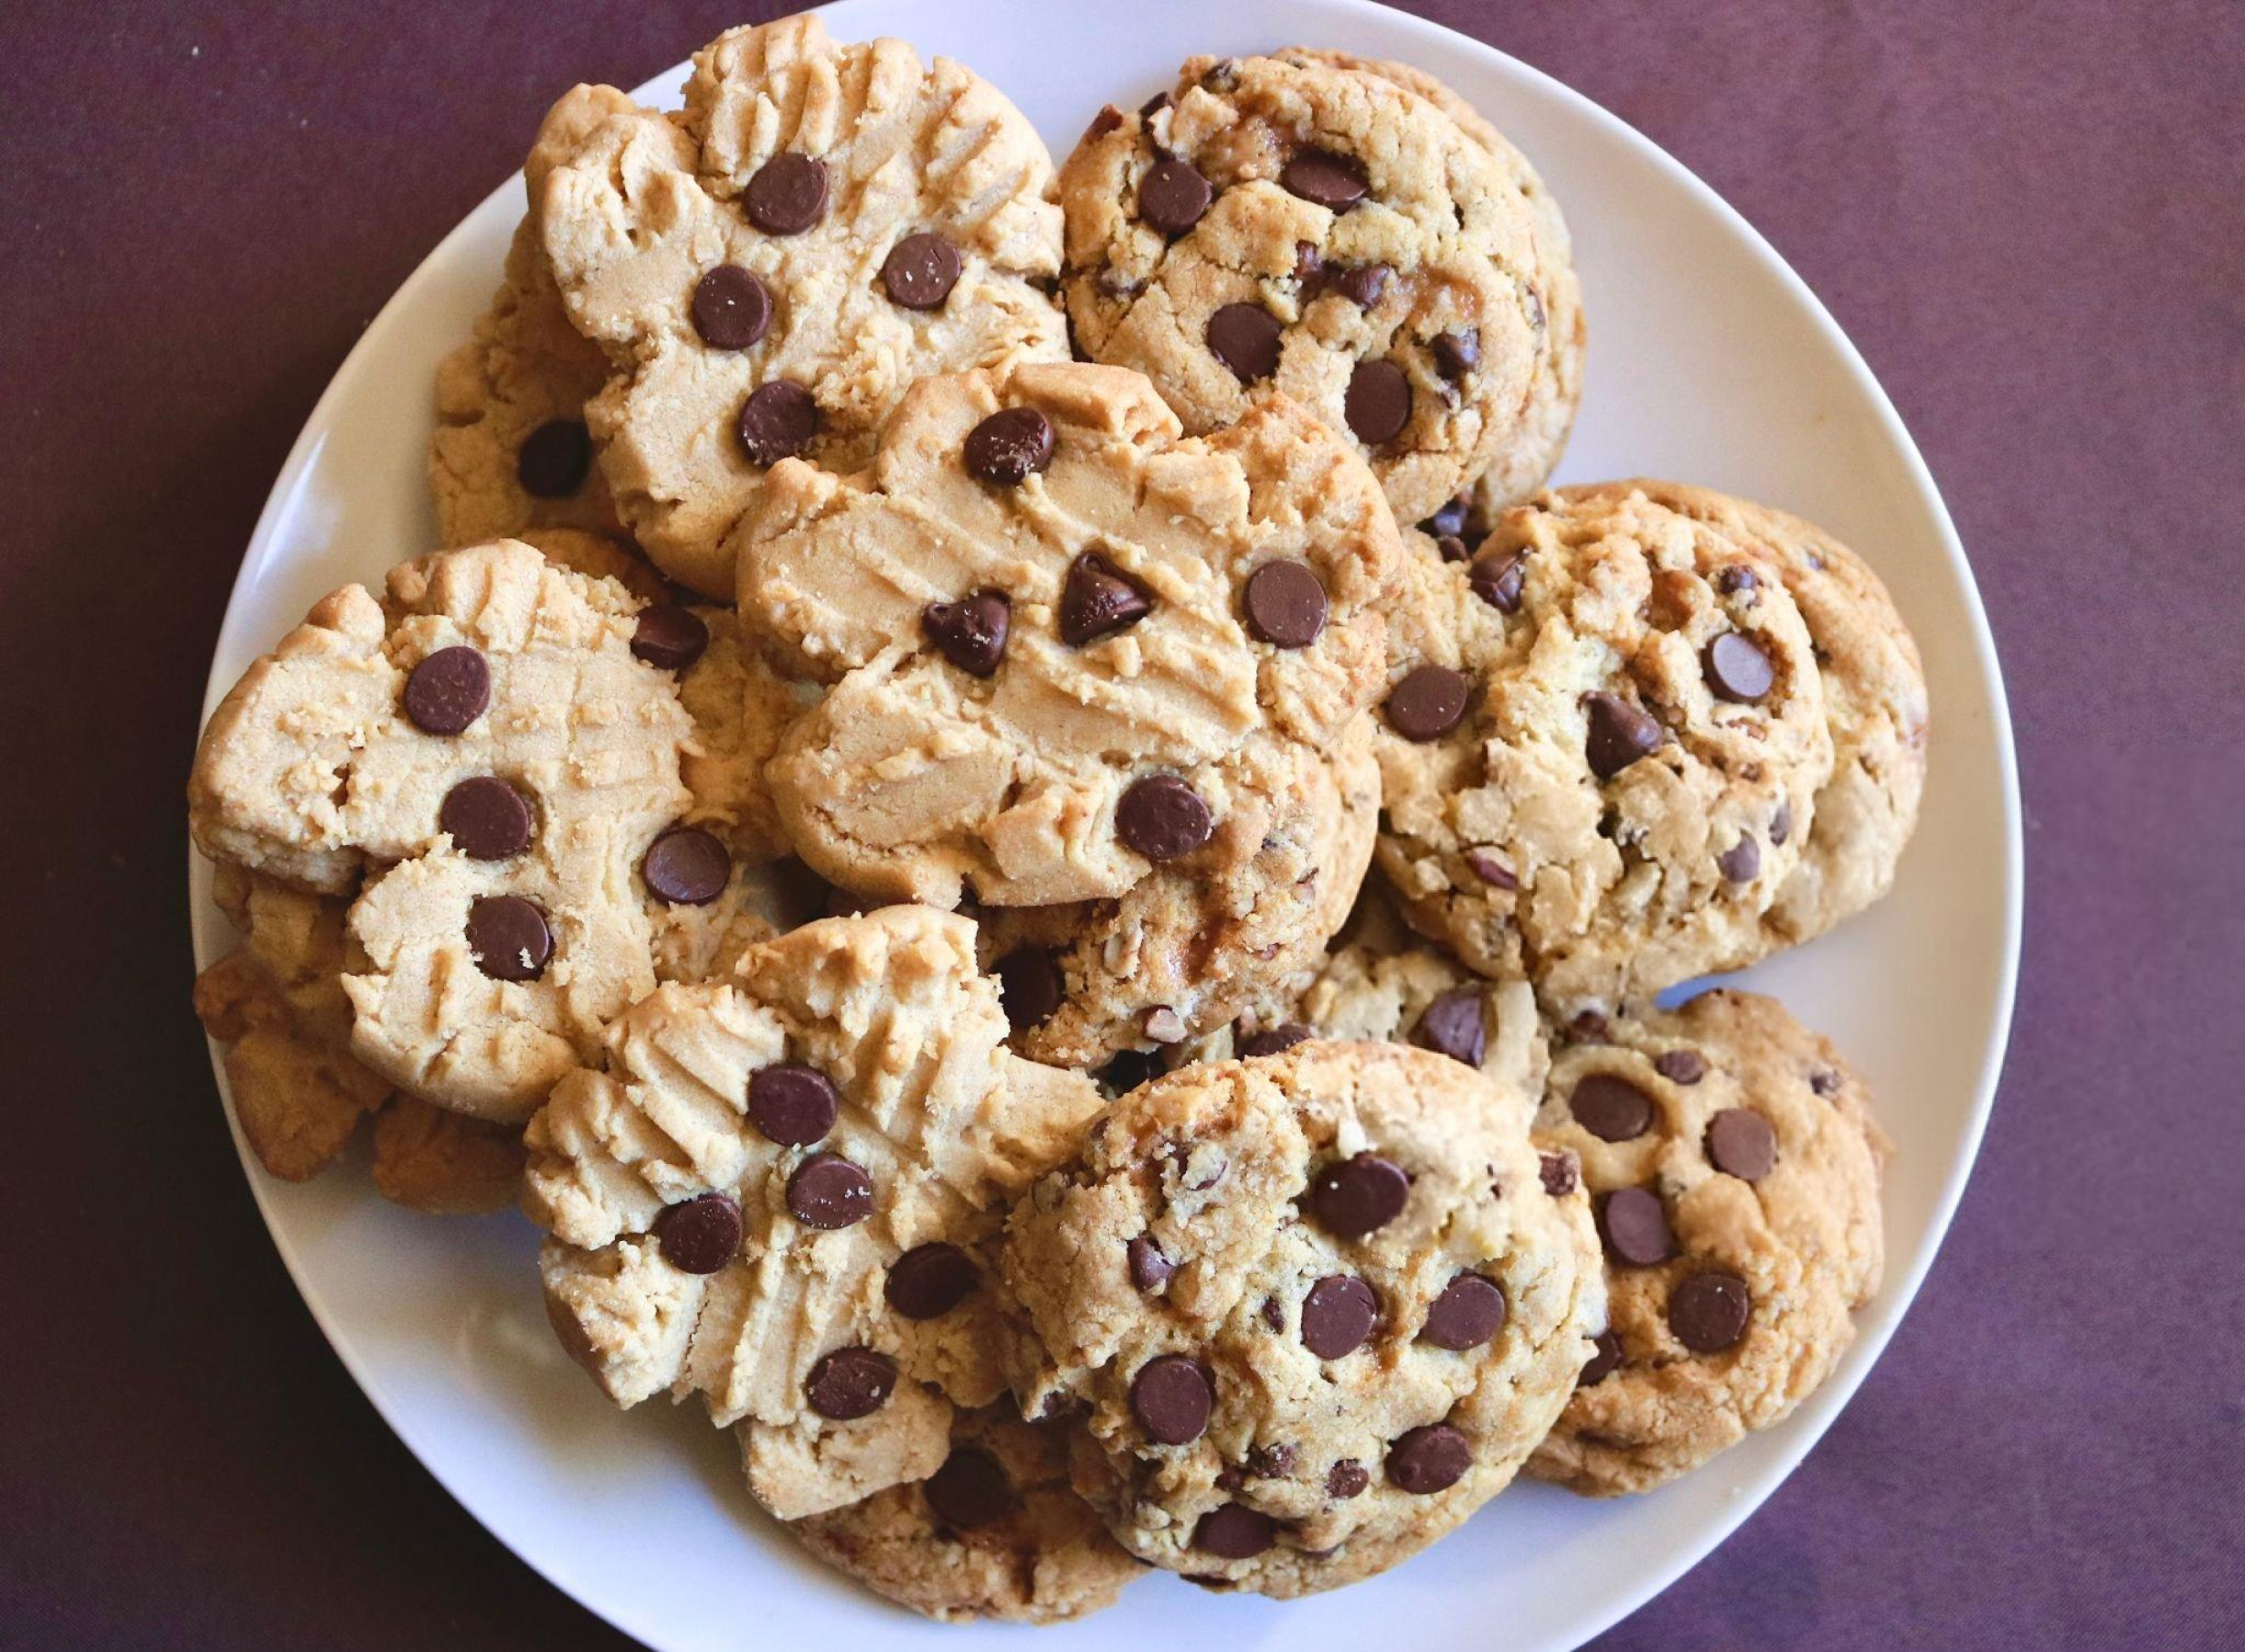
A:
1529;989;1888;1495
1560;482;1929;944
1001;1041;1604;1595
1374;489;1836;1011
789;1404;1144;1623
515;526;671;605
524;907;1104;1520
536;15;1070;598
736;359;1399;1064
1058;50;1562;524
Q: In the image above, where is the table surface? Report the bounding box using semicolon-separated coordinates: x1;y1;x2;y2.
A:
4;1;2239;1647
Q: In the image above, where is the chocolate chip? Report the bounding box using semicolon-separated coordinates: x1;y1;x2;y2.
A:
1292;240;1324;288
654;1191;741;1274
692;265;771;348
805;1346;895;1419
1343;358;1412;446
1466;848;1518;890
1259;1297;1285;1331
642;825;730;905
1099;1049;1163;1093
1130;1354;1213;1445
1583;692;1662;778
749;1064;839;1146
1168;1140;1226;1191
924;1447;1013;1530
1707;1108;1779;1181
1810;1068;1844;1096
1580;1329;1624;1386
993;948;1063;1030
1571;1073;1655;1141
1308;1153;1409;1237
1421;493;1470;538
745;154;828;234
1247;1442;1296;1478
1243;559;1328;648
1421;1275;1506;1350
1432;328;1480;379
1655;1049;1706;1085
1200;59;1238;92
885;1243;979;1319
1469;549;1526;612
738;380;819;465
1769;800;1794;846
1719;565;1759;596
403;645;490;735
1139;90;1172;120
1385;1424;1470;1494
516;418;593;497
964;407;1055;485
1206;302;1283;382
1194;1504;1276;1559
1281;148;1369;209
1435;535;1468;563
1718;836;1762;883
1600;1186;1673;1266
1058;553;1153;644
1412;987;1486;1067
1238;1023;1311;1058
1384;664;1471;741
1539;1150;1579;1195
1704;631;1775;702
439;777;532;861
465;895;551;980
1299;1275;1379;1360
1326;1459;1368;1499
787;1152;873;1230
922;589;1011;676
1139;157;1213;236
1083;104;1124;143
630;604;709;671
1327;262;1390;308
880;232;961;310
1127;1235;1175;1291
1669;1271;1752;1352
1569;1011;1611;1043
1117;775;1213;862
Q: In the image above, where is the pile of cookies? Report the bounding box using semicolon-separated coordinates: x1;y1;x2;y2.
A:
189;15;1924;1625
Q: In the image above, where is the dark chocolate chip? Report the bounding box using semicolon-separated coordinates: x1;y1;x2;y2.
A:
1412;987;1487;1067
805;1346;895;1419
1707;1108;1779;1181
1139;157;1213;236
745;154;828;234
642;825;730;905
1098;1049;1164;1094
1130;1354;1213;1445
880;232;962;310
1580;1329;1624;1386
1058;553;1153;644
1326;1459;1369;1499
1571;1073;1656;1141
1127;1235;1175;1291
964;407;1055;485
1117;775;1213;861
1669;1270;1753;1352
1704;631;1776;702
1308;1153;1410;1237
1421;492;1470;538
993;948;1063;1030
787;1152;873;1230
1466;848;1518;890
1299;1275;1379;1360
1238;1022;1311;1058
465;895;551;981
1281;148;1369;209
692;265;771;349
1243;559;1328;648
516;418;593;497
1292;240;1325;287
924;1446;1014;1530
1600;1186;1673;1266
1569;1011;1612;1043
1259;1296;1285;1331
1719;565;1759;596
1194;1504;1276;1559
1139;90;1172;120
403;645;490;735
654;1191;741;1275
1200;59;1239;92
1583;692;1662;778
738;380;819;465
1327;262;1390;308
1205;302;1283;382
1384;664;1471;741
1469;549;1526;612
1769;800;1794;846
885;1243;980;1319
1655;1049;1706;1085
439;777;533;861
1540;1150;1580;1195
1421;1274;1506;1350
922;589;1011;676
747;1063;840;1146
1343;358;1412;446
630;604;710;671
1084;104;1124;143
1718;836;1762;883
1435;535;1469;563
1432;328;1480;379
1385;1424;1470;1494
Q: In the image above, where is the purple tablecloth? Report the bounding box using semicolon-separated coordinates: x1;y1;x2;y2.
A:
3;2;2239;1647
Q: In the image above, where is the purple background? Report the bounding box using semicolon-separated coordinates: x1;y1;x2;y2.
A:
2;1;2240;1647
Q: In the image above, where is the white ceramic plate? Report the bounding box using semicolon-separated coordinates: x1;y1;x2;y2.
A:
190;2;2021;1647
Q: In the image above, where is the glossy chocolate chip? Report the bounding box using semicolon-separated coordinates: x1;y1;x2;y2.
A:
1327;262;1389;308
1308;1153;1410;1237
1412;987;1487;1067
993;947;1063;1030
1238;1023;1311;1058
1718;835;1762;883
439;777;532;861
746;154;828;234
1707;1108;1779;1181
1571;1073;1656;1141
517;418;593;497
1422;1274;1506;1350
1583;692;1662;778
1465;848;1518;889
922;589;1011;676
1385;1424;1471;1494
1326;1459;1369;1499
787;1152;873;1230
1769;800;1794;846
1655;1048;1706;1085
1139;157;1213;236
1058;553;1153;644
1704;631;1775;702
630;604;709;671
1195;1504;1276;1560
1243;559;1328;648
1539;1150;1579;1196
805;1346;895;1419
1469;549;1526;612
923;1446;1014;1530
1601;1186;1674;1266
1117;775;1213;862
1281;148;1369;209
1385;664;1471;741
1432;328;1480;379
1299;1275;1379;1360
964;407;1055;485
1206;302;1283;382
655;1192;741;1274
642;825;730;905
749;1064;840;1146
885;1243;980;1319
403;645;490;735
465;895;551;981
1128;1235;1176;1291
738;379;819;465
1130;1354;1213;1445
1580;1329;1625;1386
692;265;771;348
1669;1270;1752;1352
880;232;961;310
1421;492;1470;537
1343;358;1412;446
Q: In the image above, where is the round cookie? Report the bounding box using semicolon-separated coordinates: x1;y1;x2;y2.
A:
1001;1041;1604;1595
536;15;1069;598
736;359;1401;1065
1529;989;1888;1496
524;907;1105;1521
1057;50;1558;524
1373;490;1836;1011
789;1405;1144;1623
516;525;671;605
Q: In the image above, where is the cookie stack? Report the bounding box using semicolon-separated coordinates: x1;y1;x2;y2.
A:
189;15;1924;1625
